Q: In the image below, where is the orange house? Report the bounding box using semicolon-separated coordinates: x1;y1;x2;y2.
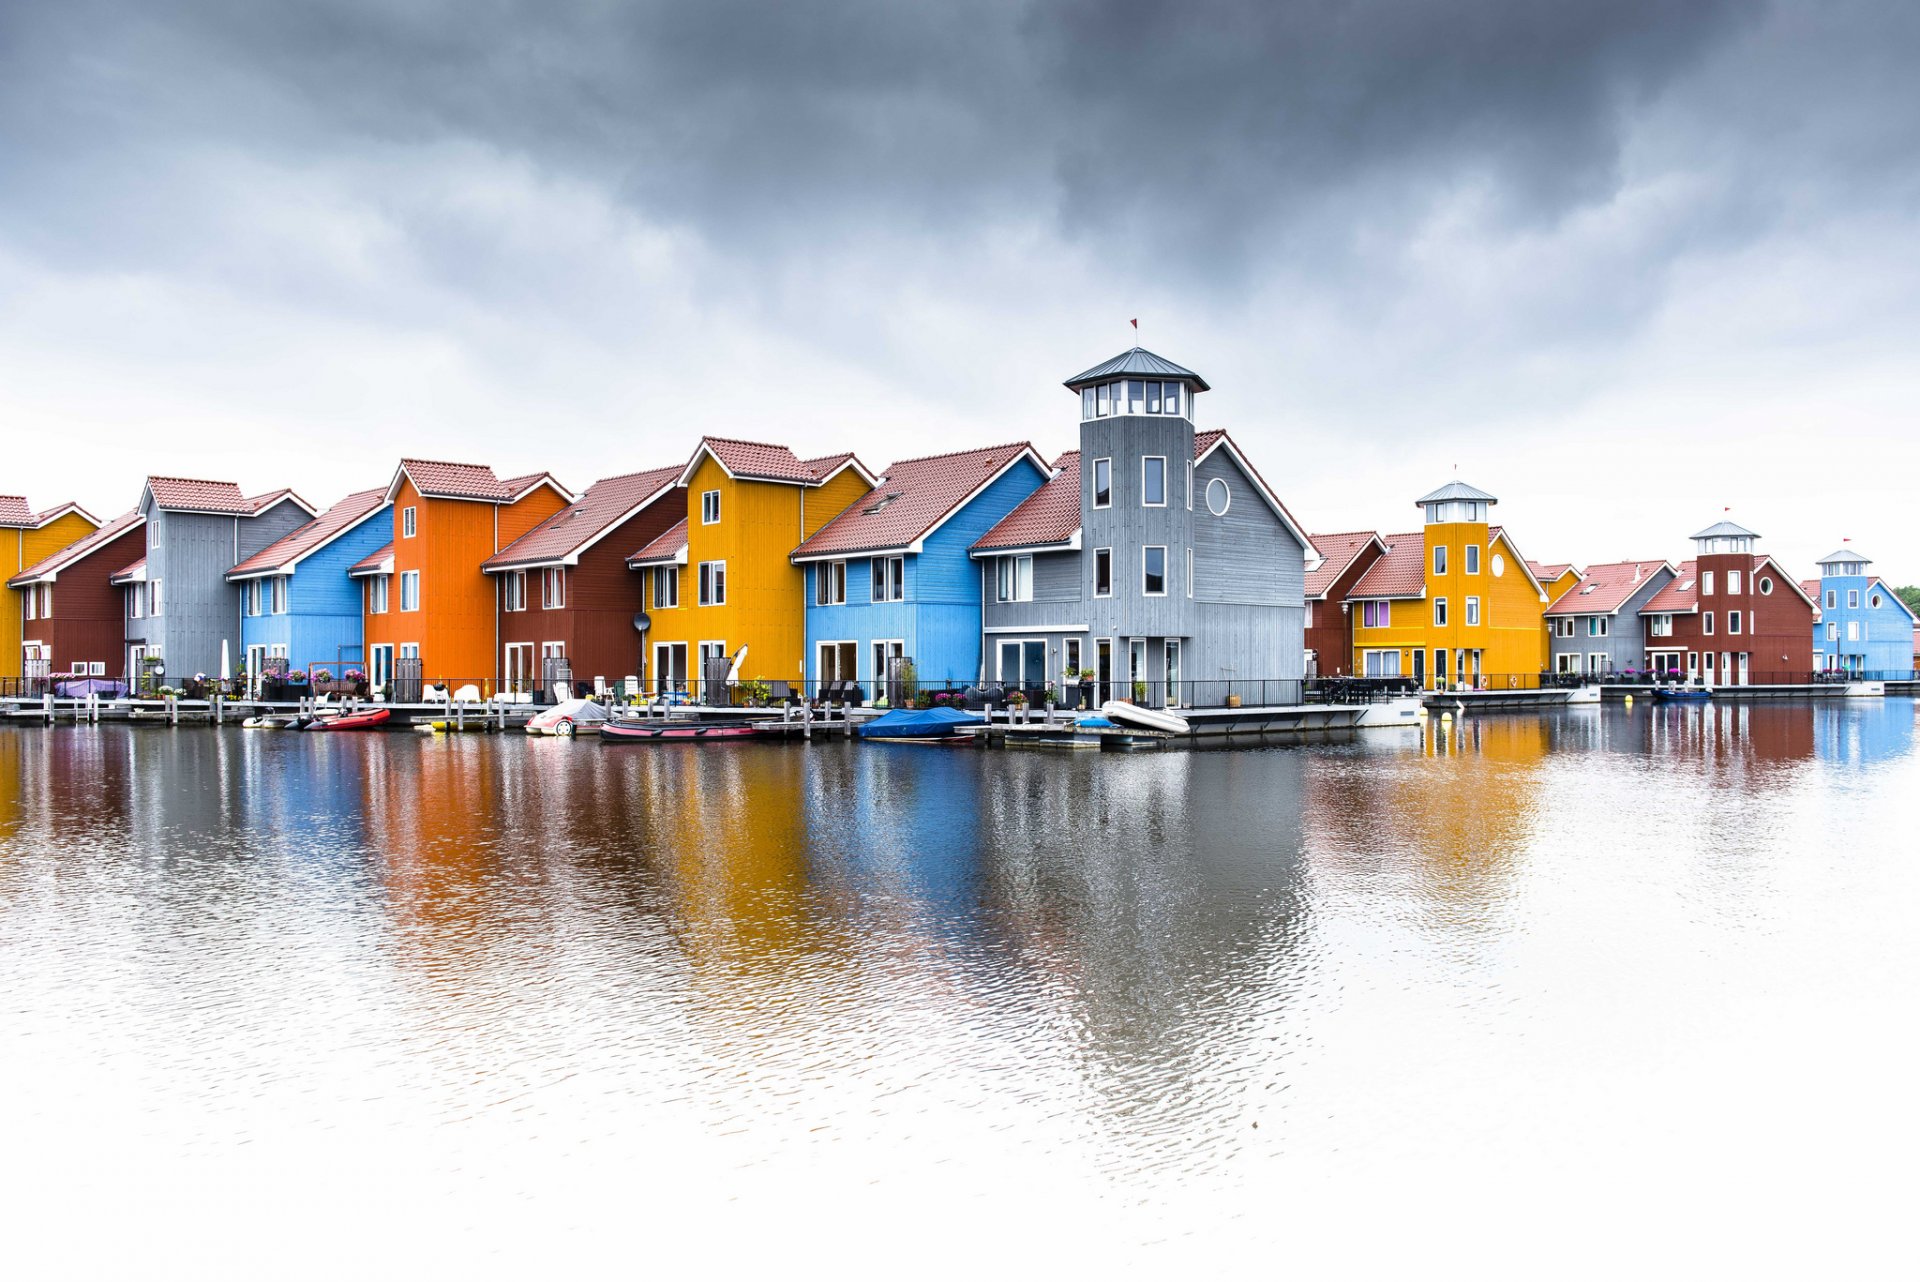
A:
354;460;571;696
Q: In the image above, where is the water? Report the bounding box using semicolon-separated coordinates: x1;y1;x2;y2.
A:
3;702;1916;1277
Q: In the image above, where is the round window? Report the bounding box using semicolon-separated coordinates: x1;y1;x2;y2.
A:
1205;477;1231;516
1870;592;1882;608
1759;577;1773;595
1491;553;1505;578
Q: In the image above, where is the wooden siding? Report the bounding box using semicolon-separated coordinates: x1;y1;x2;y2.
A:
2;511;98;678
1547;567;1674;674
136;499;310;680
18;522;146;675
1351;525;1550;685
238;507;390;674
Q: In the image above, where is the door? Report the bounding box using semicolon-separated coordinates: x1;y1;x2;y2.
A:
1738;652;1750;686
504;643;534;696
1128;639;1146;702
1433;648;1448;691
1096;639;1113;706
871;640;904;702
995;640;1021;688
246;644;266;696
1412;648;1424;687
1164;639;1182;707
698;641;729;702
369;644;393;699
653;642;688;696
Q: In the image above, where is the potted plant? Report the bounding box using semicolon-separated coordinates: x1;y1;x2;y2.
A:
1131;680;1147;704
1006;689;1028;708
343;669;369;697
737;678;771;707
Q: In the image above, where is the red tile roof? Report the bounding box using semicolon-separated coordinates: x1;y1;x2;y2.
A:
347;543;394;577
1545;560;1672;616
146;476;256;514
244;487;316;515
1305;532;1385;599
1642;559;1704;613
626;517;689;566
1529;561;1576;583
31;501;100;528
485;466;681;571
684;438;875;487
973;452;1081;552
1347;531;1427;599
228;488;389;580
394;459;511;501
795;443;1044;559
8;511;144;586
109;557;147;584
0;496;33;527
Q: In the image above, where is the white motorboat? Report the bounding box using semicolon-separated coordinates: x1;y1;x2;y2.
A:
1100;699;1191;736
526;698;611;737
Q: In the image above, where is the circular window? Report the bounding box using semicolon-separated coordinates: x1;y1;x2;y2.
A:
1871;592;1882;608
1759;577;1773;595
1205;477;1231;516
1491;553;1505;578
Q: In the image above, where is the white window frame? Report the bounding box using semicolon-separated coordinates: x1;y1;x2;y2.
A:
1703;611;1714;635
1185;461;1193;511
701;490;722;525
1728;570;1742;594
148;580;163;617
698;560;726;607
871;555;905;603
817;560;847;606
504;571;527;612
1141;456;1167;507
270;576;288;615
1465;543;1481;575
399;570;420;613
1064;637;1082;675
402;506;417;538
1433;544;1448;576
1186;546;1193;599
1093;548;1113;598
1848;589;1860;609
1142;545;1168;596
1091;458;1112;510
542;567;565;610
1728;610;1743;635
1465;596;1481;626
1702;570;1714;596
997;555;1033;603
653;566;679;609
1433;597;1447;627
367;576;390;615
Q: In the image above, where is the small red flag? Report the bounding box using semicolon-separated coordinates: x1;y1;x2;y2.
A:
1130;318;1138;329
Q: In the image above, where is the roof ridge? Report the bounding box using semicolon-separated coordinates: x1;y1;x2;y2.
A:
701;434;799;452
1308;529;1382;541
148;474;241;486
881;441;1032;470
399;457;498;470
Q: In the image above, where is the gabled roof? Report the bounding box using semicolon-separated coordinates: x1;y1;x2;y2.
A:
1304;532;1387;600
1529;561;1577;582
972;452;1082;554
0;497;101;529
1487;526;1551;601
1544;560;1674;617
110;557;147;584
347;543;394;578
145;476;308;516
386;459;573;506
243;487;319;517
1193;430;1318;558
227;488;390;581
1639;555;1818;614
793;443;1046;562
1063;346;1210;392
484;466;681;572
678;437;879;489
626;517;690;567
1815;548;1872;566
1869;578;1919;623
8;512;145;587
1691;519;1759;540
1416;480;1497;505
1347;531;1426;599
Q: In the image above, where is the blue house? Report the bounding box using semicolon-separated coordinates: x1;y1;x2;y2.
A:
1808;546;1916;676
790;442;1049;697
226;487;392;683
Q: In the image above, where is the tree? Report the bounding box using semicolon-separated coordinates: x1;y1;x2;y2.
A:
1897;585;1920;615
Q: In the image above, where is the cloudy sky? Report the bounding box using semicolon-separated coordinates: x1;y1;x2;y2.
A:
3;1;1917;578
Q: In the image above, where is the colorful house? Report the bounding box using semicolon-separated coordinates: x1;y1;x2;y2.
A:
2;496;101;682
8;511;145;684
1544;560;1676;676
626;438;875;698
358;460;572;697
791;442;1049;696
120;477;317;683
226;487;392;685
1805;546;1916;676
970;348;1317;707
1303;531;1388;677
1635;521;1815;684
1530;561;1583;606
1344;482;1553;688
482;465;684;696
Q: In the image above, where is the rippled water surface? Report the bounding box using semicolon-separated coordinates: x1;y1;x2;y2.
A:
4;702;1916;1276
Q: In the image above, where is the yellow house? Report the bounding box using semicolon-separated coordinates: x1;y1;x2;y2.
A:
627;438;874;697
1530;561;1582;607
1344;481;1553;688
2;497;101;681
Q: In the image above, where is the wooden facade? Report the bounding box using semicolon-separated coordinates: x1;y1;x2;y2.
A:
2;503;100;679
11;513;145;679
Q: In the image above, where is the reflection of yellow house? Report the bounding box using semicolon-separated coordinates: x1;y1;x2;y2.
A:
628;438;874;695
2;499;100;679
1345;481;1552;688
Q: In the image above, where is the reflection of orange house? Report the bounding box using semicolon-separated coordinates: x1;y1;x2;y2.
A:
355;460;572;692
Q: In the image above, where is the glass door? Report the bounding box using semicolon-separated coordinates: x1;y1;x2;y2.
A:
1164;639;1182;707
1095;639;1112;706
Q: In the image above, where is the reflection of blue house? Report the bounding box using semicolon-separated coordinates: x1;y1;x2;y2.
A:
226;488;391;679
1808;547;1916;676
791;443;1049;695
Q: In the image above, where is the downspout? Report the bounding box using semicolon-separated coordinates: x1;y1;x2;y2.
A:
493;505;501;695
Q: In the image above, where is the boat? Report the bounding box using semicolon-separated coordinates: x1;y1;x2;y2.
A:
1100;699;1191;735
1653;686;1713;702
526;697;610;737
599;718;767;743
858;706;983;741
242;713;307;729
301;707;392;731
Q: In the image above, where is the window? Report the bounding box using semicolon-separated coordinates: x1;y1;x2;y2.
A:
1362;650;1400;677
1847;589;1860;609
1727;570;1741;594
1185;461;1193;510
1729;611;1743;635
148;580;162;617
128;584;144;620
1092;458;1111;509
1703;611;1714;635
996;555;1033;603
1825;621;1836;640
1186;546;1193;598
698;560;726;606
871;556;904;602
1466;596;1481;626
504;571;527;612
1064;638;1082;674
1649;614;1671;637
1870;592;1882;609
402;506;416;538
1162;382;1183;417
701;490;722;524
1433;545;1448;576
1826;589;1836;609
1465;544;1481;574
542;568;565;610
1143;546;1167;595
400;571;420;612
816;561;846;606
1556;652;1581;675
1093;548;1113;597
367;576;389;614
1205;478;1231;515
270;576;287;614
1702;571;1714;595
1126;380;1145;413
1362;600;1390;628
1433;597;1448;627
1142;457;1166;507
1847;621;1860;641
1760;577;1774;595
1491;554;1505;578
244;581;261;617
653;566;679;609
1587;616;1608;637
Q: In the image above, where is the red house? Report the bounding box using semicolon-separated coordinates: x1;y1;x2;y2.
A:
481;465;684;696
1303;531;1387;677
7;511;148;681
1636;520;1815;684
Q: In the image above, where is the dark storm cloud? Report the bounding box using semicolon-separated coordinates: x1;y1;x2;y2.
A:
0;0;1762;276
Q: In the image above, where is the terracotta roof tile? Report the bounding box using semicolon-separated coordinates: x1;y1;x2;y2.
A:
146;476;255;514
0;496;33;527
1545;560;1672;616
973;452;1082;551
348;543;394;577
795;443;1041;559
397;459;510;501
245;487;314;514
228;489;388;580
1305;532;1384;599
627;517;689;565
485;467;680;570
109;556;147;583
1529;561;1575;582
1642;560;1700;613
30;501;100;528
1347;532;1427;599
8;512;144;586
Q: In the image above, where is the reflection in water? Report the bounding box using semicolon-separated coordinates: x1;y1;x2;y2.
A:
3;704;1918;1275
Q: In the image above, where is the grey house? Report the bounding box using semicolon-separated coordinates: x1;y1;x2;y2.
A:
117;476;315;682
969;348;1316;707
1544;559;1676;676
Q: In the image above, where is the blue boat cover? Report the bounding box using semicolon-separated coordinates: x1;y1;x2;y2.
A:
1074;716;1117;728
858;706;984;738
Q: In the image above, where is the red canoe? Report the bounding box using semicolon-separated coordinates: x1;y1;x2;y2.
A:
599;719;766;743
302;707;392;732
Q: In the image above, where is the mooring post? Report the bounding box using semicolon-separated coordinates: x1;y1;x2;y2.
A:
43;693;54;725
213;694;223;726
168;695;179;726
455;699;464;731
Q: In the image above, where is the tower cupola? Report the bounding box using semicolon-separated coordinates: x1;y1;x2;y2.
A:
1691;519;1758;556
1814;546;1870;577
1415;480;1496;525
1066;347;1208;422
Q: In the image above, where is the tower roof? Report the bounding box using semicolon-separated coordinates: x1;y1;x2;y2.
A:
1690;519;1759;541
1414;480;1497;506
1063;347;1209;392
1815;548;1871;566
